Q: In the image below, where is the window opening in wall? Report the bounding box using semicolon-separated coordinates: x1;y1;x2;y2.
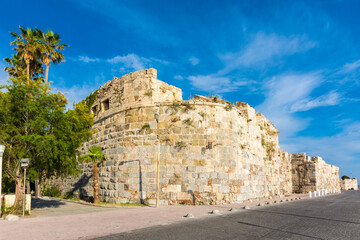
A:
102;99;110;111
91;105;98;114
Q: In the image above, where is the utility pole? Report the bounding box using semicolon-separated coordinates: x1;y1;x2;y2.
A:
21;158;29;216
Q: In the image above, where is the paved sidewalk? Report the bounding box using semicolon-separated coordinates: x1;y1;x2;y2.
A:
0;193;325;240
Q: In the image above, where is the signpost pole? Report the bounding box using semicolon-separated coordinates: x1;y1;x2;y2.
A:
23;167;26;216
0;145;5;217
20;158;29;217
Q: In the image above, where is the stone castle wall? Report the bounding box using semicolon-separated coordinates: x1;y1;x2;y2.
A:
57;68;341;205
340;178;358;190
291;153;340;193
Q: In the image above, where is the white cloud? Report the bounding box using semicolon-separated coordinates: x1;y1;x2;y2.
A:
188;75;233;93
187;33;315;93
72;53;167;73
218;33;316;75
341;60;360;73
290;91;340;112
56;82;101;109
256;72;341;138
189;57;199;66
106;54;151;71
78;56;100;63
174;75;183;80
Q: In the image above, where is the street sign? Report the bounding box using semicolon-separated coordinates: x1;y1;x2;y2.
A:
21;158;29;168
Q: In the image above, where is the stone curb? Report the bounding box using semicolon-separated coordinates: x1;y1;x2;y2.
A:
45;197;145;209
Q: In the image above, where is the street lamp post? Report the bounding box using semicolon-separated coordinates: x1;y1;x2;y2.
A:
154;112;160;208
21;158;29;216
0;145;5;217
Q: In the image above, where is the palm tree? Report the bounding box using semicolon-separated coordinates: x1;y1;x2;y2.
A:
10;26;40;81
4;54;44;80
81;146;106;204
36;28;68;84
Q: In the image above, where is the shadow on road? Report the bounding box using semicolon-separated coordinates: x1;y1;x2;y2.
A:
31;198;65;209
252;209;360;225
237;221;323;240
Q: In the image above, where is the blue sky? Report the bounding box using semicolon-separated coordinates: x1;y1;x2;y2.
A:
1;0;360;179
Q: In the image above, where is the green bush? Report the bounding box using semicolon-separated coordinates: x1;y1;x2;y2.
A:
42;184;62;197
63;191;75;199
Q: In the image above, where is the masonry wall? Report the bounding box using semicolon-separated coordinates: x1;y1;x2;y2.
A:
57;68;341;205
291;153;340;194
340;178;358;190
291;153;316;193
313;156;340;192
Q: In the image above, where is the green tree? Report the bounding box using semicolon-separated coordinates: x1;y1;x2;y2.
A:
36;29;68;84
342;175;350;180
0;71;93;206
4;54;44;80
81;146;106;204
10;26;40;81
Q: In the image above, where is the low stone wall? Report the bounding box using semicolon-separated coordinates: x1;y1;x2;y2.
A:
340;178;358;190
1;194;31;212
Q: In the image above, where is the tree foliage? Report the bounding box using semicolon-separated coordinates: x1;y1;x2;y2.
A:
35;28;68;84
1;27;92;204
342;175;350;180
0;76;93;201
6;26;67;84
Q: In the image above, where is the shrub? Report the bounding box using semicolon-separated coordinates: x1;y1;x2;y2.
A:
171;116;180;122
224;101;233;111
181;102;195;113
144;89;152;97
183;118;193;127
175;141;187;151
167;102;182;114
63;191;75;199
42;184;62;197
140;123;151;133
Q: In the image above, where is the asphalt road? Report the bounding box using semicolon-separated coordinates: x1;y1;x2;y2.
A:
93;190;360;240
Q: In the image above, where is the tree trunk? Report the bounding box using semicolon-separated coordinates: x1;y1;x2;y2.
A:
14;176;23;206
26;63;30;81
35;178;41;198
93;162;99;204
45;64;50;84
